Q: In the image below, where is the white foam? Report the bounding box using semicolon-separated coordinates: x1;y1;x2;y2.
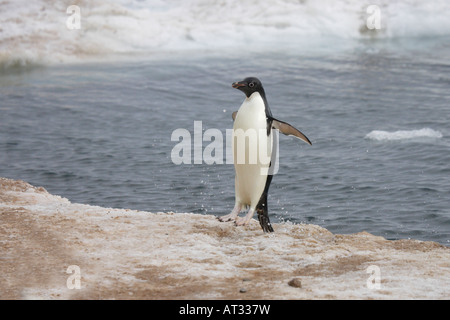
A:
365;128;443;141
1;0;450;67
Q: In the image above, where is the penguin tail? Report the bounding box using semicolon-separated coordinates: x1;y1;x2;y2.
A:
256;193;274;233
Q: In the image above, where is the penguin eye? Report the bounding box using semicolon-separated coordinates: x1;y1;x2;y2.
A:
248;82;255;88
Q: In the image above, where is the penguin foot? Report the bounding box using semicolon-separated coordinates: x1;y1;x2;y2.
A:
234;216;251;226
234;209;255;226
217;213;237;222
218;203;242;222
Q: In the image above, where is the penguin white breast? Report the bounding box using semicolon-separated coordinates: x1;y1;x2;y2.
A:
232;92;272;208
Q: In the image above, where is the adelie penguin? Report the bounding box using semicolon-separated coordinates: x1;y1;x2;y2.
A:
218;77;312;233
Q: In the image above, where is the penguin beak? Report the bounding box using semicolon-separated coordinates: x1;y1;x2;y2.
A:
232;81;246;89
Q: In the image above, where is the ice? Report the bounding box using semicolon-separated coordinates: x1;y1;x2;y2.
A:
1;177;449;299
2;0;450;67
365;128;443;141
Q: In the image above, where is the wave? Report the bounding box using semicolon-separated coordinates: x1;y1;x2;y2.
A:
1;0;450;67
365;128;443;141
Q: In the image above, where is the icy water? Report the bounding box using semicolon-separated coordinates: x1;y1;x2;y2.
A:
1;42;449;245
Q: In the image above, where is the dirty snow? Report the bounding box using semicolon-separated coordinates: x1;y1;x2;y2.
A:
1;177;449;299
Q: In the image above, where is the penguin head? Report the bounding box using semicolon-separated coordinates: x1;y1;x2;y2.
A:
232;77;264;98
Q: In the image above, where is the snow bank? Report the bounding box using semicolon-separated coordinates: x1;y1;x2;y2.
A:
1;177;449;299
3;0;450;68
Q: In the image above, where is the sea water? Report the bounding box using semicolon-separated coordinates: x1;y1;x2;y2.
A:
1;0;449;245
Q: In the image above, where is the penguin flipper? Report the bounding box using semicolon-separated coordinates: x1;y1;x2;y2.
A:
256;175;274;233
270;116;312;145
232;111;238;121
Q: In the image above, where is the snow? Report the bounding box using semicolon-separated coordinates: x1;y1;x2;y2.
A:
1;177;449;299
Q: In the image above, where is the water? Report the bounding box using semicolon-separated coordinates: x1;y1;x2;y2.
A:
1;0;450;245
1;45;449;245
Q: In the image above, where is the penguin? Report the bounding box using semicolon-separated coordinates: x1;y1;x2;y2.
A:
218;77;312;232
